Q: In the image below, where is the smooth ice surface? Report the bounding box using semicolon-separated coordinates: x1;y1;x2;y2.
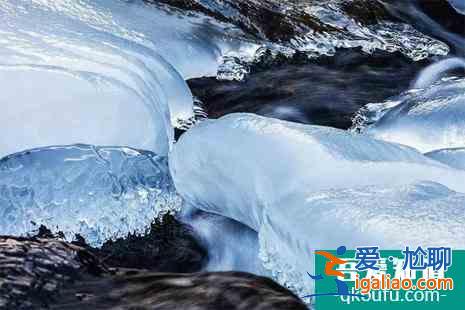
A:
0;0;252;157
413;58;465;89
170;113;465;295
260;181;465;296
0;144;181;246
354;76;465;153
171;113;465;230
426;147;465;170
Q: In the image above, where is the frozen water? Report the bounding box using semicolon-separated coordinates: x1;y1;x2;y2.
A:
426;148;465;170
170;113;465;296
292;1;449;60
0;144;181;246
260;181;465;296
0;0;254;157
354;76;465;153
171;113;465;230
169;0;450;60
414;57;465;89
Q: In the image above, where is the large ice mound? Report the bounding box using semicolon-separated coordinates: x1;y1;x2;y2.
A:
170;113;465;296
0;0;252;157
0;144;181;246
171;113;465;230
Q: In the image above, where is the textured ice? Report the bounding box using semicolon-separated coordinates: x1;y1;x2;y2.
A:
0;0;253;157
292;1;449;60
426;148;465;170
353;76;465;153
170;113;465;296
294;17;449;61
167;0;449;61
260;181;465;296
0;144;181;246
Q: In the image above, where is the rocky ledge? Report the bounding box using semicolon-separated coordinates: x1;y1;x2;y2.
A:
0;221;306;309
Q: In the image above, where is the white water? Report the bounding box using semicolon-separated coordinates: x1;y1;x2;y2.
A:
414;57;465;88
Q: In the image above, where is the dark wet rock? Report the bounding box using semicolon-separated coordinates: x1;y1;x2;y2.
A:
0;235;306;309
51;271;308;310
0;235;105;309
148;0;395;42
94;214;207;273
188;48;432;129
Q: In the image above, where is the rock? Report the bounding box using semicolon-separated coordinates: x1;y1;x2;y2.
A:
0;234;306;309
51;271;308;310
188;49;431;129
94;214;207;273
0;235;105;309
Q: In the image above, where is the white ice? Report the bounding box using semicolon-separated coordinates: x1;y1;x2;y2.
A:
261;181;465;296
357;76;465;153
0;0;253;158
170;113;465;295
0;144;181;246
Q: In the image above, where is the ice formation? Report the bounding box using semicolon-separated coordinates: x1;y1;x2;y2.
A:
161;0;450;61
353;76;465;153
413;57;465;89
0;144;181;246
0;0;254;157
260;181;465;296
170;113;465;296
426;147;465;170
171;114;465;229
296;9;449;61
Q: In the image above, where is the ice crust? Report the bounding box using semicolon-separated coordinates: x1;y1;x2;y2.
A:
170;113;465;295
0;0;252;157
260;181;465;296
353;77;465;153
0;144;181;246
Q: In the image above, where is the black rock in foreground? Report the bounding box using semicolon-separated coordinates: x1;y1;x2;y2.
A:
0;235;105;309
52;271;307;310
0;232;306;309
